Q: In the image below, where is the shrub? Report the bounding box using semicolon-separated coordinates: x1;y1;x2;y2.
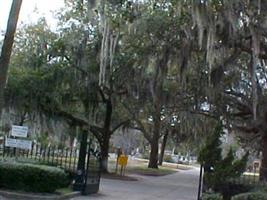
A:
0;157;57;166
163;154;174;163
232;192;267;200
217;183;252;200
252;185;267;193
142;152;149;159
198;122;249;199
202;193;223;200
0;161;69;193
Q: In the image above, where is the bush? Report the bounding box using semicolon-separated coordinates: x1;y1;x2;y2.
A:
251;185;267;193
232;192;267;200
0;161;69;193
216;183;251;200
198;122;249;199
163;154;174;163
0;157;57;166
202;193;223;200
142;152;149;159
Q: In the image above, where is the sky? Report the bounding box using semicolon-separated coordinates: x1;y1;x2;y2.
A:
0;0;65;31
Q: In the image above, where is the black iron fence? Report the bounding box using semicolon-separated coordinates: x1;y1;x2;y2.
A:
0;138;102;195
0;144;86;173
198;165;265;200
232;171;262;186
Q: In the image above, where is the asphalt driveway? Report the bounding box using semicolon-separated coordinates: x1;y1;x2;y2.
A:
72;167;200;200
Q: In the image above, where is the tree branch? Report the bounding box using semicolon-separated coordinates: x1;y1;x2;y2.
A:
99;88;107;102
134;119;152;142
111;119;130;133
89;125;104;143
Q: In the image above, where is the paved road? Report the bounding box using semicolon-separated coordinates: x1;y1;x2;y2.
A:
72;167;200;200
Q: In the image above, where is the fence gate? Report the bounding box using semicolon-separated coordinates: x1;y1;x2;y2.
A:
73;134;101;195
82;143;101;195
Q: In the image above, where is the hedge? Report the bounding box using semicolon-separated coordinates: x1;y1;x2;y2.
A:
0;161;69;193
202;193;223;200
231;192;267;200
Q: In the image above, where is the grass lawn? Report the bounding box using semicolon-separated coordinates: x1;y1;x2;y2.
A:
163;162;193;170
126;165;177;176
107;157;181;177
56;187;73;195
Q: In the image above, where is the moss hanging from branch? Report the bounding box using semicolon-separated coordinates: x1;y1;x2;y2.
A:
192;2;206;48
99;0;120;88
206;25;216;83
250;28;260;120
99;19;110;86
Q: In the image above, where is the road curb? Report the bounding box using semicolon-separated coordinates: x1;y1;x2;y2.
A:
0;190;80;200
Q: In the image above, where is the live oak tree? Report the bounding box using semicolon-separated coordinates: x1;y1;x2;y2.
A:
5;19;70;138
189;0;267;181
120;0;195;168
48;0;131;172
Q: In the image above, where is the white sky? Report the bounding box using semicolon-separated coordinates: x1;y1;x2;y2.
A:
0;0;65;31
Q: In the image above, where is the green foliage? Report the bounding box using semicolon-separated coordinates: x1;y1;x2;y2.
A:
142;152;149;159
252;186;267;193
163;154;174;163
37;132;49;146
202;193;223;200
198;122;223;166
0;161;69;193
199;122;249;199
173;148;179;155
232;192;267;200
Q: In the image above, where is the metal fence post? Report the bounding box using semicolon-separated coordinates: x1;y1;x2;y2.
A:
82;139;92;195
197;164;203;200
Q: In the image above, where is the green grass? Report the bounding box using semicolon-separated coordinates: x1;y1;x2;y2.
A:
56;187;73;195
107;157;190;176
126;165;177;176
163;162;193;170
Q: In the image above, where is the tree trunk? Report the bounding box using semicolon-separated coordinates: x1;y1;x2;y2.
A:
69;124;77;148
148;117;161;168
73;129;88;191
77;130;88;171
158;131;168;166
148;48;169;169
100;135;110;173
101;98;112;173
260;134;267;182
0;0;22;113
148;138;159;168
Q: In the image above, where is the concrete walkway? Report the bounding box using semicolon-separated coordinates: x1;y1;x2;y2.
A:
72;167;200;200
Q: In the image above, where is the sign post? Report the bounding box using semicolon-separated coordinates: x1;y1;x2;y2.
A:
118;155;128;176
115;148;122;173
5;137;32;150
5;125;32;151
11;125;28;138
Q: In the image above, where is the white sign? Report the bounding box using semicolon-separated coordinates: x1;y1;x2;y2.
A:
5;138;17;148
11;125;28;138
5;138;32;150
